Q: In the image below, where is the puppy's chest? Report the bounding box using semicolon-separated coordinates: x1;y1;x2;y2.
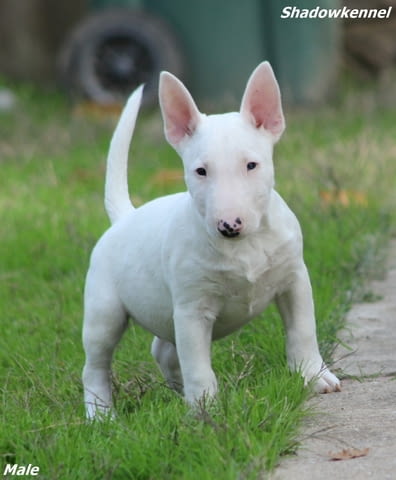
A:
221;262;278;307
213;247;290;325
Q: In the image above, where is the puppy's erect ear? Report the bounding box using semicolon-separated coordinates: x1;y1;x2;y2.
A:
159;72;202;148
240;62;285;142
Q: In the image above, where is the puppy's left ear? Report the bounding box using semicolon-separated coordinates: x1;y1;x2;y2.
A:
240;61;285;142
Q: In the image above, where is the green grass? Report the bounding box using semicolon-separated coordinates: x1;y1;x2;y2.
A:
0;82;394;479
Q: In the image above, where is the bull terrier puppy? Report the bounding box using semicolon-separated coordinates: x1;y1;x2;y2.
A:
82;62;340;419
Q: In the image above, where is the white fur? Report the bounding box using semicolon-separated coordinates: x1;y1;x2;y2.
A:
82;62;340;419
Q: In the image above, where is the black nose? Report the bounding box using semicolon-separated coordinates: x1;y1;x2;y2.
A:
217;218;242;238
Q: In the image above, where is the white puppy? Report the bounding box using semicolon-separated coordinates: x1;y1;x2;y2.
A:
82;62;340;419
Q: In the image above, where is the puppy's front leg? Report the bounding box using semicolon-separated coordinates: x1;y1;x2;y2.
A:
173;304;218;405
276;263;341;393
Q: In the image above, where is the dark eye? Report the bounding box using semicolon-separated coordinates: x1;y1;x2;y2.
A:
247;162;258;171
196;167;207;176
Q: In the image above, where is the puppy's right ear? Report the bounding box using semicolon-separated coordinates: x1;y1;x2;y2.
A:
240;61;285;143
159;72;202;148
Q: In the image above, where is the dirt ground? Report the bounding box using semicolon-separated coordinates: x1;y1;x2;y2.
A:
272;240;396;480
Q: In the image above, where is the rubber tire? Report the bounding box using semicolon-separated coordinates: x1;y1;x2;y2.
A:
57;8;185;107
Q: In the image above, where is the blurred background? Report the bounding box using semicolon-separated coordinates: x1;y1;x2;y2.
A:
0;0;395;108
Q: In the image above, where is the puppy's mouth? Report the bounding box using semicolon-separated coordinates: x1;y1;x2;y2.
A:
218;228;240;239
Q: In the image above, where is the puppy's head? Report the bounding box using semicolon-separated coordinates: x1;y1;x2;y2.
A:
159;62;285;239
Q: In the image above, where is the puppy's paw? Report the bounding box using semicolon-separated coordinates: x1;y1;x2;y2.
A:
298;359;341;393
312;367;341;394
85;403;115;422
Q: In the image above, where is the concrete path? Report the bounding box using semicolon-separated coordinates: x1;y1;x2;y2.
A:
272;240;396;480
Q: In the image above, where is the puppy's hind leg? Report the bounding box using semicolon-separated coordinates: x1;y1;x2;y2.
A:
82;280;128;419
151;337;184;395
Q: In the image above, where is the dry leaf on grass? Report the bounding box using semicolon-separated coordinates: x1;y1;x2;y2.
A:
73;101;122;119
328;447;369;461
148;169;184;186
319;189;368;207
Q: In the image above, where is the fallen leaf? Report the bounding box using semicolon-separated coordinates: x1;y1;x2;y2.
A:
319;189;368;207
73;101;122;119
148;169;184;186
328;447;369;461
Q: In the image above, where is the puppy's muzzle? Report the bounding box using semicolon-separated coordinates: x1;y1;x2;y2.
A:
217;218;242;238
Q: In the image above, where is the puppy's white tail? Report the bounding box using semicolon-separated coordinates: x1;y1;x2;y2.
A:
104;85;144;224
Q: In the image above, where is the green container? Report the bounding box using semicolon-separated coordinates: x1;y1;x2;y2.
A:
89;0;141;8
263;0;340;104
144;0;265;105
86;0;340;105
